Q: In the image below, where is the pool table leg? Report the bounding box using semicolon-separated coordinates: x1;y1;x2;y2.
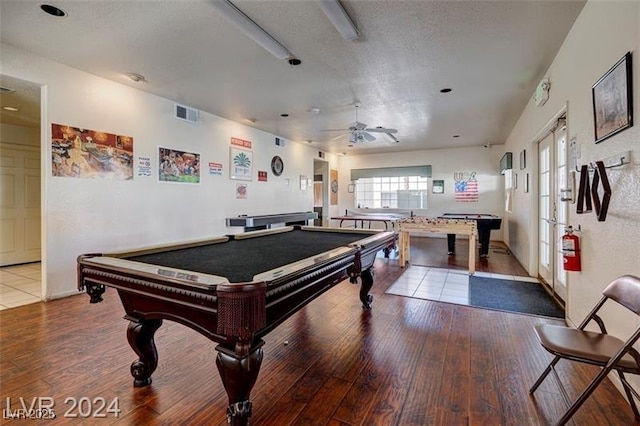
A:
216;342;264;426
359;268;374;310
127;318;162;387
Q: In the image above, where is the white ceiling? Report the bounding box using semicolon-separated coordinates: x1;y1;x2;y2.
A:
0;0;585;154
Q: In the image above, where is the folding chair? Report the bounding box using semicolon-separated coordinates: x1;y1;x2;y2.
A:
530;274;640;425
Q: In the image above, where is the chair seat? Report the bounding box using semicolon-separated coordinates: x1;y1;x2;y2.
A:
534;324;640;373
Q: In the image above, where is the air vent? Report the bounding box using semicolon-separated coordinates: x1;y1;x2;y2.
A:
174;103;199;123
275;137;285;147
0;86;16;95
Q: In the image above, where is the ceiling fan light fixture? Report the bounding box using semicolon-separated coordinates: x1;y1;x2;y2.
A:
348;133;357;143
210;0;293;60
316;0;359;41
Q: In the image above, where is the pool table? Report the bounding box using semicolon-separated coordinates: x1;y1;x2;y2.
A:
438;213;502;257
77;225;395;425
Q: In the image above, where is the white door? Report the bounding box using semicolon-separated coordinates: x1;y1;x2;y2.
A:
537;121;567;301
0;143;41;266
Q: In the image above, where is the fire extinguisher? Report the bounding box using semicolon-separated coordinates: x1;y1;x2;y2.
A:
562;226;581;271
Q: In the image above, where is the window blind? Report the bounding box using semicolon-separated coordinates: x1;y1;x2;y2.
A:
350;165;432;180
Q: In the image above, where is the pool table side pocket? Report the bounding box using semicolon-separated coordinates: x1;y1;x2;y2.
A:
216;282;267;355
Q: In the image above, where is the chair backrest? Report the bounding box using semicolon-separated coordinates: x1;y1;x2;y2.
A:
603;275;640;315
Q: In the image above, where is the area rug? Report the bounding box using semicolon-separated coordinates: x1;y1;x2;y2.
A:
469;276;564;319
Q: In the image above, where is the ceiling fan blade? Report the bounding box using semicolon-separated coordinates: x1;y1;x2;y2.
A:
365;127;398;134
321;128;348;132
362;132;377;142
384;132;399;143
331;133;349;141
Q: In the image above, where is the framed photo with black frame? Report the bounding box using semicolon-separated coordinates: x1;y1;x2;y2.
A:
432;179;444;194
592;51;633;144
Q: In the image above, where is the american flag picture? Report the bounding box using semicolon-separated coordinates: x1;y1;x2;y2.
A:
454;172;479;202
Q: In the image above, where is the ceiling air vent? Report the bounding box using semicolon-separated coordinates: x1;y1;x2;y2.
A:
175;103;199;124
0;86;16;95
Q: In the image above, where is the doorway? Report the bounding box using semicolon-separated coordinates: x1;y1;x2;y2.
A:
537;116;567;302
0;74;43;308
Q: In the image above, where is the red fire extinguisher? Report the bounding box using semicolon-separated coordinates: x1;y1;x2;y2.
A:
562;226;581;271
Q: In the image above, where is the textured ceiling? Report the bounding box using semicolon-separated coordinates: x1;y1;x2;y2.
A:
0;0;585;154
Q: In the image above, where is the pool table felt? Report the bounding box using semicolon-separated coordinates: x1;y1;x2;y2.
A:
126;229;370;283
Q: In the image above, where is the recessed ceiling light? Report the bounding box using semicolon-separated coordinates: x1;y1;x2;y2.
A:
308;107;320;114
453;134;460;138
2;106;19;112
440;88;452;93
280;113;289;117
126;73;147;83
40;4;67;17
288;58;302;66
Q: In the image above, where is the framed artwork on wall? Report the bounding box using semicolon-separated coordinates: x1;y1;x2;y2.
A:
592;51;633;144
520;149;526;170
432;180;444;194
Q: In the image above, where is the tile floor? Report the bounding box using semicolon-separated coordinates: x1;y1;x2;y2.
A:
385;265;540;305
0;262;42;310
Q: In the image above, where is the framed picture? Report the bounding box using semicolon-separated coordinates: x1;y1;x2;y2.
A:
432;179;444;194
592;51;633;144
230;147;253;181
520;149;526;170
524;173;529;193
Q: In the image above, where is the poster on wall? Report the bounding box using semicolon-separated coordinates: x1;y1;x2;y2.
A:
51;123;133;179
137;155;152;177
230;147;252;181
236;183;247;199
454;171;478;202
159;147;200;183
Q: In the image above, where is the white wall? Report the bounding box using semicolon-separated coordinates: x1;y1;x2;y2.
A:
335;146;505;227
503;0;640;393
1;43;332;299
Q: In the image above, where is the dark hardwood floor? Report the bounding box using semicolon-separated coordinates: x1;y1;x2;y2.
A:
1;237;637;425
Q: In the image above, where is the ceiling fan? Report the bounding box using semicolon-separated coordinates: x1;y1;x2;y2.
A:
323;104;399;144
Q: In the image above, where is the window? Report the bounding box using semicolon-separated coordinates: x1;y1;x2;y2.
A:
355;176;429;209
